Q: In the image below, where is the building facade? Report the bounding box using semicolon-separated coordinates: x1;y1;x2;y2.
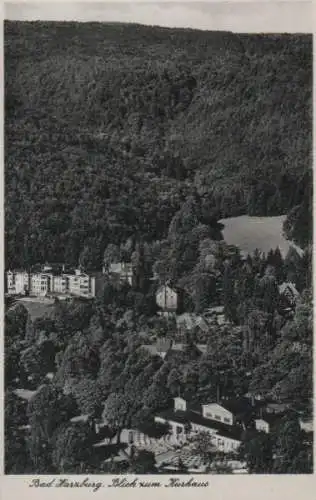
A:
30;273;52;297
7;270;29;295
156;285;178;315
202;403;234;426
6;267;103;299
108;262;134;286
278;282;299;306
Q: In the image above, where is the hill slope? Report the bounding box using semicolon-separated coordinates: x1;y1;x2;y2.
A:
5;22;312;268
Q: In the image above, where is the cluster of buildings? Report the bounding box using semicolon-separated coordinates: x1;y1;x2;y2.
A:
6;261;137;300
6;252;299;311
154;395;301;454
6;264;104;299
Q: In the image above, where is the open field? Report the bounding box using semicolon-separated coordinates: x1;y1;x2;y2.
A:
16;298;55;320
219;215;303;258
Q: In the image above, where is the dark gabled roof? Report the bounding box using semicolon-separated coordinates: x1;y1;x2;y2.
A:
255;413;284;426
218;397;257;416
156;409;244;441
188;401;203;414
266;402;291;414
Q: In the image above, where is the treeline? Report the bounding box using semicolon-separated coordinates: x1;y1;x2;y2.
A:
5;21;312;269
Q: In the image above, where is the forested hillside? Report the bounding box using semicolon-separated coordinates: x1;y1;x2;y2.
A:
5;22;312;269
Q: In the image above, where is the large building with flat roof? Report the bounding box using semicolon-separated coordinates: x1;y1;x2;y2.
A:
6;266;104;299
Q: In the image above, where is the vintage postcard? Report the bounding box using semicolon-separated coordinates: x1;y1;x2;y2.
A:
1;0;314;499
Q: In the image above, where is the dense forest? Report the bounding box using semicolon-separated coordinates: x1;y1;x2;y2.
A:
5;22;312;269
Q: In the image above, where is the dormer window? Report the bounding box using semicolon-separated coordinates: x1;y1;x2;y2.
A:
174;397;187;412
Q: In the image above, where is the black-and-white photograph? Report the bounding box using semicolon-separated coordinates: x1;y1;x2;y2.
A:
4;1;313;476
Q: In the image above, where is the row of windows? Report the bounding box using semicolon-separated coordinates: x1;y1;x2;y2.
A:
213;437;238;449
205;412;231;424
172;425;239;451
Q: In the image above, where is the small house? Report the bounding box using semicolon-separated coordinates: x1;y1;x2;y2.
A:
156;284;179;316
254;413;282;434
108;262;134;286
299;418;313;433
278;282;299;306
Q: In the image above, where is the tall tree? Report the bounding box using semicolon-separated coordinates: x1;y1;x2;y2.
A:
223;261;237;323
52;422;94;473
238;432;273;474
102;393;132;443
272;418;309;473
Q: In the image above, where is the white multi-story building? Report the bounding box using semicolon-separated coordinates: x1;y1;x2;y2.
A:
30;273;52;297
52;275;68;294
7;270;29;295
6;267;103;299
65;269;94;297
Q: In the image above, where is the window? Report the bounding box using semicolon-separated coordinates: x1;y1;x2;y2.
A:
224;417;230;423
214;414;222;421
176;426;183;434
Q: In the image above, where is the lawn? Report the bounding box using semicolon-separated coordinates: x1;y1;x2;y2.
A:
16;298;55;321
219;215;303;258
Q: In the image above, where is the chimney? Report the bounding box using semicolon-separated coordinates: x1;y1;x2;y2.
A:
216;385;220;404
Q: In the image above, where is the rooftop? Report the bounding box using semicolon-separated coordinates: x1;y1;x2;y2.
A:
109;262;133;273
279;282;299;296
156;408;245;441
140;341;207;358
176;313;210;332
216;396;258;416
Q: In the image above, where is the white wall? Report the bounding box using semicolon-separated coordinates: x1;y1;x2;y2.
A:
174;397;187;412
211;434;240;453
53;276;68;294
190;422;217;435
156;286;177;310
255;419;270;433
202;403;233;425
154;416;240;453
14;272;29;294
